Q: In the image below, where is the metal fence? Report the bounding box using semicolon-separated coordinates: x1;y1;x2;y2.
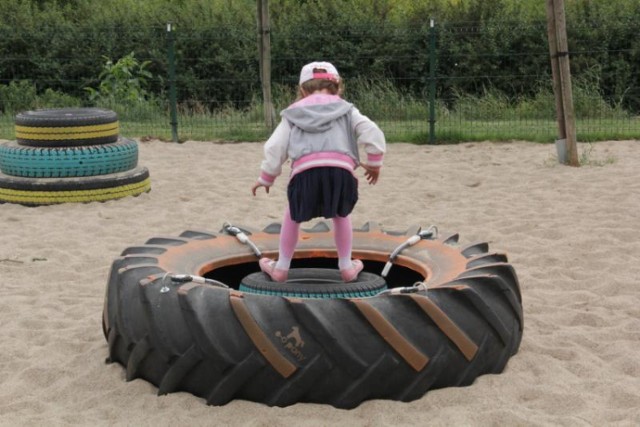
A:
1;19;638;143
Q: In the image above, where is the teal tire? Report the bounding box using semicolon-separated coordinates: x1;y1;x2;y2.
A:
240;268;387;298
0;138;138;178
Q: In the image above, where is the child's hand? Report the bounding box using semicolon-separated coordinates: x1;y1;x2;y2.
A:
362;164;381;185
251;181;270;195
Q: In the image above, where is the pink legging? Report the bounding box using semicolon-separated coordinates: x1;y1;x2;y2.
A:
277;208;352;269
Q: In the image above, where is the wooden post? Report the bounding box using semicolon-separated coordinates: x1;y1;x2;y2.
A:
546;0;579;166
545;1;566;142
166;23;179;143
428;18;437;145
257;0;276;130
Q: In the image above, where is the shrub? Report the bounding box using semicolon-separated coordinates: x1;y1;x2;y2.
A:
0;80;81;114
0;80;37;113
84;52;162;120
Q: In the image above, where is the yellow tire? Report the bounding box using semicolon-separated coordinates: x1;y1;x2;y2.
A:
15;108;119;147
0;167;150;206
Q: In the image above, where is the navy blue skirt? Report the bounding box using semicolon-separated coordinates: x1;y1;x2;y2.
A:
287;167;358;222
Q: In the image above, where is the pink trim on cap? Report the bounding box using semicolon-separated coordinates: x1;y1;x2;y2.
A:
299;61;340;85
312;72;339;81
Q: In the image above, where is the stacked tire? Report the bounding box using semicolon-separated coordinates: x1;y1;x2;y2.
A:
0;108;151;206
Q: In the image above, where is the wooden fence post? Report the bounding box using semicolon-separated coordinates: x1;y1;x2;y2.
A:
257;0;276;131
166;23;179;143
428;18;437;145
546;0;579;166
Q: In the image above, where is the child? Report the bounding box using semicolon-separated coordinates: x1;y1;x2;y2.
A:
251;61;386;282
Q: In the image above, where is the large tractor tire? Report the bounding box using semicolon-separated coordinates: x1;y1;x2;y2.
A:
103;222;523;408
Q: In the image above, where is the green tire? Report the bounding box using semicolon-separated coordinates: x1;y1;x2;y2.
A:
240;269;387;298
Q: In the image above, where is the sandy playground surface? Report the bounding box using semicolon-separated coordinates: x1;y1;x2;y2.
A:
0;139;639;425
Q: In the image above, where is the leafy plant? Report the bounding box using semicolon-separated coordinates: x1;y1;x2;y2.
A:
84;51;162;120
85;52;153;105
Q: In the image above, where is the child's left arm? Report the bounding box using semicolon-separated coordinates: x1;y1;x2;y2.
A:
361;163;381;185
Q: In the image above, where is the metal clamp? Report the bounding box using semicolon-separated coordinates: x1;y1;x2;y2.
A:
160;273;229;293
381;225;438;278
222;222;262;258
378;281;428;295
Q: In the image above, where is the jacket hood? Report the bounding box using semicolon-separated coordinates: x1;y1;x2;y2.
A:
281;99;353;133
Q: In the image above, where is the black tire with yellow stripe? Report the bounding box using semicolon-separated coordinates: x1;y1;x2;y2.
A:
0;166;150;206
15;108;119;147
103;222;523;408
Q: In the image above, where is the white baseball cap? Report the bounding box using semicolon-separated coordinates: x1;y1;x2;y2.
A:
299;61;340;85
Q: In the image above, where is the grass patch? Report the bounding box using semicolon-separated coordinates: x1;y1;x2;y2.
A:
1;79;638;143
579;143;617;166
2;114;639;143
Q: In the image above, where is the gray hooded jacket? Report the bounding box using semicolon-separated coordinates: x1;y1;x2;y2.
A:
281;99;359;163
257;94;385;187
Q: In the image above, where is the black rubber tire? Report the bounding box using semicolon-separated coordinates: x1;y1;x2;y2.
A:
0;137;138;178
0;166;150;206
103;222;523;408
15;108;119;147
240;268;387;298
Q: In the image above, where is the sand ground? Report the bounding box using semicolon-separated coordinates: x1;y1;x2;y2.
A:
0;139;639;426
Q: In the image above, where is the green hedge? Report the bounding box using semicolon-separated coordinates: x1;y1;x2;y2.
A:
0;0;639;113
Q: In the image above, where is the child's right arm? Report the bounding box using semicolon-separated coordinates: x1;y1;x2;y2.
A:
351;108;386;183
252;120;290;195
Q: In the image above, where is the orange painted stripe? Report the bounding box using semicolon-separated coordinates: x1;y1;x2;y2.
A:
408;294;478;361
352;300;429;372
229;294;297;378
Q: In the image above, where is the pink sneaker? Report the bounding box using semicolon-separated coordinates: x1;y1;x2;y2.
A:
259;258;288;282
340;259;364;282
